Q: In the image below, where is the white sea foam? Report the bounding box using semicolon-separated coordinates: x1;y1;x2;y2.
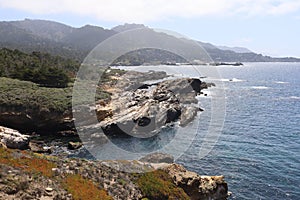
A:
251;86;269;90
277;96;300;101
289;96;300;100
275;81;289;84
229;78;244;82
207;78;245;82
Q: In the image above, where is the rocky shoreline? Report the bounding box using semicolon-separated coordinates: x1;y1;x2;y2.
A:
0;140;228;200
0;69;229;200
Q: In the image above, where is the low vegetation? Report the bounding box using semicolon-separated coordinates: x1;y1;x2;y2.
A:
0;148;56;177
0;77;72;112
63;174;113;200
0;76;116;114
0;147;113;199
136;170;189;200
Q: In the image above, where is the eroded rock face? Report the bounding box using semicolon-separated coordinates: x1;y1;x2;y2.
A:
163;164;228;200
97;71;211;137
0;107;75;135
0;126;30;149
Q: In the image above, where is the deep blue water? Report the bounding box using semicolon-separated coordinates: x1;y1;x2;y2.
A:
177;63;300;199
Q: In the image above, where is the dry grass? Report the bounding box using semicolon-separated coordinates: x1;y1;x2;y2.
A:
63;174;113;200
0;148;56;177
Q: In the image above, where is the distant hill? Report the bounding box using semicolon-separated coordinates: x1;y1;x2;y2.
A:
217;45;252;53
0;19;116;61
112;23;148;32
0;19;299;63
9;19;73;42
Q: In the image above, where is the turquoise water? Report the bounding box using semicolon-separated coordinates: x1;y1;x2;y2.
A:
178;63;300;199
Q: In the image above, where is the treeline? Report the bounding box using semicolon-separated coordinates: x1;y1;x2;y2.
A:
0;48;80;88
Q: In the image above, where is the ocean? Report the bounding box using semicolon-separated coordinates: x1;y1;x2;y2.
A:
78;62;299;199
176;62;300;199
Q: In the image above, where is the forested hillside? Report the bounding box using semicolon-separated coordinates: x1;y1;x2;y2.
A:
0;48;80;87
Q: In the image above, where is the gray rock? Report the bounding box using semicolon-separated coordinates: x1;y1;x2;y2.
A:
139;153;174;163
99;76;209;137
0;126;30;149
180;106;200;126
29;140;52;153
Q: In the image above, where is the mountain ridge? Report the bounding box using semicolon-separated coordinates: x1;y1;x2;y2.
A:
0;19;299;63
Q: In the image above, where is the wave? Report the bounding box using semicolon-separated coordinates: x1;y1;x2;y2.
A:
289;96;300;100
277;96;300;101
275;81;289;84
208;78;245;82
250;86;269;90
221;78;244;82
229;78;244;82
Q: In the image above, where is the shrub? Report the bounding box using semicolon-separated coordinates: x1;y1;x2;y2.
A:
0;77;72;112
136;170;189;200
0;48;79;88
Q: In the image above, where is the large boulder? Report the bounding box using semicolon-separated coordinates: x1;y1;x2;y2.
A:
0;126;30;149
29;140;52;153
68;141;83;150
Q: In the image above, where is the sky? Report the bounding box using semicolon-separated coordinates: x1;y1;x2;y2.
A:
0;0;300;57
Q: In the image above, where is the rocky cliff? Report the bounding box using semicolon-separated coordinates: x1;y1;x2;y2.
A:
0;145;228;200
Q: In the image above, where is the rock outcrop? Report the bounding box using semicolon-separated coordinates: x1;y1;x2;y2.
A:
28;140;52;153
0;107;75;134
67;141;83;150
163;164;228;200
139;152;175;163
96;71;213;138
102;160;228;199
0;126;30;149
0;143;228;200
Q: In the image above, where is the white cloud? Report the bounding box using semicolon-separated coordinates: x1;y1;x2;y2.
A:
0;0;300;23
